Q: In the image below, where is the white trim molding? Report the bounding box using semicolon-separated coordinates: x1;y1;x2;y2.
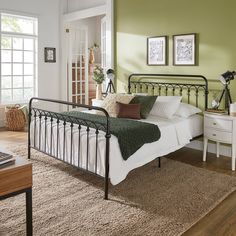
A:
63;5;106;22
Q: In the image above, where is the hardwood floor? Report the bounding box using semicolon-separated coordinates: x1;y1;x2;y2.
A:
166;148;236;236
1;129;236;235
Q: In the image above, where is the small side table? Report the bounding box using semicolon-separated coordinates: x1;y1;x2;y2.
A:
203;112;236;170
0;156;33;236
92;99;103;107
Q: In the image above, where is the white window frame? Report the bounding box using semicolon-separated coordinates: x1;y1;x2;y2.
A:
0;12;38;105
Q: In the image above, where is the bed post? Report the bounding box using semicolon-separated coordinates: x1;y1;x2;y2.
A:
104;112;111;200
158;157;161;168
128;74;133;94
104;134;110;200
204;79;209;110
28;98;33;159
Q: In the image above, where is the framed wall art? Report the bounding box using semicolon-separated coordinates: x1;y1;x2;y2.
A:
147;36;167;65
44;47;56;63
173;33;196;66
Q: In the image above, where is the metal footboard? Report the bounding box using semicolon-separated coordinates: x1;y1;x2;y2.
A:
28;97;111;200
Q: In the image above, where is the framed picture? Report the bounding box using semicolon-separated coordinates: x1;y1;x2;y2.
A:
173;33;196;66
147;36;167;65
44;47;56;63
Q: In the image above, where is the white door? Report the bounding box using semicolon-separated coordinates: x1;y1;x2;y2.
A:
66;27;88;105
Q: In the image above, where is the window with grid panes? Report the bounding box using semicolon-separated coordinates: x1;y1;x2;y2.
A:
0;13;38;104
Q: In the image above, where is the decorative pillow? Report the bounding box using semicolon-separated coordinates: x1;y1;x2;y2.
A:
175;103;202;118
117;102;141;119
98;93;134;117
150;96;182;119
129;95;157;119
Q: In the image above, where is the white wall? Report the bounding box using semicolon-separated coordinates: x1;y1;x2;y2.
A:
0;0;63;121
0;0;61;103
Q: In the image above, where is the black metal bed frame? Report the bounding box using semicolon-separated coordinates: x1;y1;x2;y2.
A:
28;74;208;200
28;98;111;199
128;73;208;110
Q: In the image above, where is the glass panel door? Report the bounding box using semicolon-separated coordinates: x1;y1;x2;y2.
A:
67;27;88;105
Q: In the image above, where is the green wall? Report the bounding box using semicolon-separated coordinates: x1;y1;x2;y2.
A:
115;0;236;102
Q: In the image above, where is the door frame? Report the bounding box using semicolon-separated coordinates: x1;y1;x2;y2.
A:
60;0;114;102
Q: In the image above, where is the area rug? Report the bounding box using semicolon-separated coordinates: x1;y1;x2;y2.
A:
1;146;236;236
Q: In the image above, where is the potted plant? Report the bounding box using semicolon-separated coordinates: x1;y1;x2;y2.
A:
92;65;105;100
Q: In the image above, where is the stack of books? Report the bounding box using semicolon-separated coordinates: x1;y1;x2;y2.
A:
206;108;227;115
0;152;15;167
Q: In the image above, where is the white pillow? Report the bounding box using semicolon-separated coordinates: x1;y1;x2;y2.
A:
149;96;182;119
132;93;148;96
175;103;202;118
157;96;182;102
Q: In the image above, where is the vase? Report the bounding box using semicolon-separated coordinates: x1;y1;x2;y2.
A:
89;49;95;64
96;83;102;100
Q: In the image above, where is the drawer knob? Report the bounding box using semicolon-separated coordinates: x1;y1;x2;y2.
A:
212;134;216;136
213;122;217;125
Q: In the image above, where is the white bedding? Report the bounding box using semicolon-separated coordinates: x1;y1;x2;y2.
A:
31;114;203;185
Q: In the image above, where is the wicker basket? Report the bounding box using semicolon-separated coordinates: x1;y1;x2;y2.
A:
5;105;26;131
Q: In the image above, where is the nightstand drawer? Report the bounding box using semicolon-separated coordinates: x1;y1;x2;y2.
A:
205;116;232;132
204;128;232;143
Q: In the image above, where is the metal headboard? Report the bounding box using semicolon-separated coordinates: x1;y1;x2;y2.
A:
128;73;209;110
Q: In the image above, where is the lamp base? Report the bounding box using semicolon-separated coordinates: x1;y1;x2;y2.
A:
105;79;116;94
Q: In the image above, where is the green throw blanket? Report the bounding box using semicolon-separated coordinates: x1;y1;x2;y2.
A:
61;111;161;160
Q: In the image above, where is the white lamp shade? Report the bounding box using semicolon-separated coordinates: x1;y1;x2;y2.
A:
219;75;226;84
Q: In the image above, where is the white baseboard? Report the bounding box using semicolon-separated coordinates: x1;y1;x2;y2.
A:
187;140;232;157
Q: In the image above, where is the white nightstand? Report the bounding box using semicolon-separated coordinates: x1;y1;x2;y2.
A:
203;112;236;170
92;99;103;107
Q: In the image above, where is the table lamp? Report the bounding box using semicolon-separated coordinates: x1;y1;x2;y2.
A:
105;69;116;94
212;70;235;113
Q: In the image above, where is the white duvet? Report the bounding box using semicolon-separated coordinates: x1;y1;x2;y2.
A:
31;114;202;185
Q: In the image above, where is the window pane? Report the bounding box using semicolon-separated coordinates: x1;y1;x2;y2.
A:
1;76;12;88
13;51;23;62
1;36;11;49
24;51;33;63
1;89;12;102
13;63;23;75
1;14;37;103
1;14;35;35
24;76;33;87
24;38;34;51
13;76;23;88
13;88;23;101
1;50;11;62
1;63;11;75
24;88;33;100
13;38;23;50
24;64;33;75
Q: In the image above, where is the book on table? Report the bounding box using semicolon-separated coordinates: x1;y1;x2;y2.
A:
0;151;15;166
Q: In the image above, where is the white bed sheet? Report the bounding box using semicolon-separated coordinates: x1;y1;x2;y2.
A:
31;114;203;185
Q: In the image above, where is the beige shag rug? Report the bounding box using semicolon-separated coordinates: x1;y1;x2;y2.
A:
1;146;236;236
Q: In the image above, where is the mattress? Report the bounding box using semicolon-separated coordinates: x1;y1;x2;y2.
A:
31;114;203;185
